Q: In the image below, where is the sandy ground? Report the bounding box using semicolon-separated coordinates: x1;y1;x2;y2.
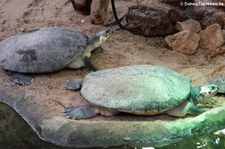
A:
0;0;225;121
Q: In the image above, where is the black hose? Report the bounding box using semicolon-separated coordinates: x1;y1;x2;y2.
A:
111;0;126;29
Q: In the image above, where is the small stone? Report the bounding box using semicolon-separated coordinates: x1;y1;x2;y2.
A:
18;28;27;32
165;30;200;55
123;137;131;141
199;24;225;50
80;19;86;24
175;19;201;33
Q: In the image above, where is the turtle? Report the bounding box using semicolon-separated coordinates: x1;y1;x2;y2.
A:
0;27;110;85
64;65;219;119
209;76;225;94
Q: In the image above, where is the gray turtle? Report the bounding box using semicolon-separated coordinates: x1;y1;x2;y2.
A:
0;27;110;85
64;65;219;119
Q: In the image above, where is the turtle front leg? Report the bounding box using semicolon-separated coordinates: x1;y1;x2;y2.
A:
12;72;33;85
187;104;209;115
92;47;104;53
166;100;208;117
83;56;97;71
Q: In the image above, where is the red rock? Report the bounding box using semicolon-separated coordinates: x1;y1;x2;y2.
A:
125;5;175;37
175;19;201;33
214;12;225;29
206;45;225;60
165;30;200;55
199;24;224;50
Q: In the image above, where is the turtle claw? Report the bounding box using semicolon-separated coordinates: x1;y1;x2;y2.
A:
12;73;33;85
64;105;98;120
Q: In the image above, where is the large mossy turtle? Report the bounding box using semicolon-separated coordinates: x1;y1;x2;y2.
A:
64;65;219;119
0;27;110;85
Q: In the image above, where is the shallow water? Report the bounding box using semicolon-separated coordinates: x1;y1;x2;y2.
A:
158;134;225;149
1;102;225;149
110;133;225;149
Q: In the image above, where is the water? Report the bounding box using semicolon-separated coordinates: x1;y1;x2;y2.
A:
158;134;225;149
1;102;225;149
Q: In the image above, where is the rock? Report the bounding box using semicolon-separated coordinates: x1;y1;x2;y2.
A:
199;24;225;50
214;12;225;29
69;0;92;15
183;9;206;21
206;45;225;60
223;30;225;39
125;5;175;37
167;8;188;25
175;19;201;33
200;15;224;30
165;30;200;55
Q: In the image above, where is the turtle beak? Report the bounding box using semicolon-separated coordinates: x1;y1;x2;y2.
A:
96;29;110;37
89;29;110;47
96;29;110;46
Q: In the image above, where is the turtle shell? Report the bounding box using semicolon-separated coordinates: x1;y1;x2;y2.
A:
81;65;191;115
0;27;87;73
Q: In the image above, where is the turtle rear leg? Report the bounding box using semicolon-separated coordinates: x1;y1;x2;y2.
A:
166;100;208;117
64;105;99;120
12;72;33;85
65;79;83;90
64;105;119;120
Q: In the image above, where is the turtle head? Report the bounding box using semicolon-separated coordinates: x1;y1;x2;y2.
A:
88;29;110;48
190;84;218;102
198;84;218;100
